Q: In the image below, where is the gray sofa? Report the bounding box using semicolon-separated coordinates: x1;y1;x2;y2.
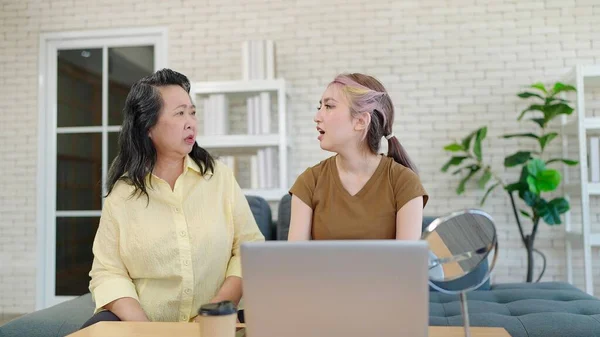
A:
2;195;600;337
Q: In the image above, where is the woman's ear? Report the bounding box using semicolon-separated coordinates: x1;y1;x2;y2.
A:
353;111;371;132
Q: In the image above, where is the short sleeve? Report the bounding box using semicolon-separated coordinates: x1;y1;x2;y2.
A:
392;166;429;212
89;198;139;313
289;167;317;209
221;162;265;278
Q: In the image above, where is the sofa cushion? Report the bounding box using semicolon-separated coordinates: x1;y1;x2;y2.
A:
245;195;275;240
429;282;600;337
277;193;292;240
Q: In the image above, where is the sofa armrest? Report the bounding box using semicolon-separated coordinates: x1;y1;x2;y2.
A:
0;294;94;337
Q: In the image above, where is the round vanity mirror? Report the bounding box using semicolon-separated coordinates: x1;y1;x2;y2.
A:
421;209;499;337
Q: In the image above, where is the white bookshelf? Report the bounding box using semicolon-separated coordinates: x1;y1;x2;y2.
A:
192;79;283;94
196;134;280;149
562;117;600;135
560;64;600;295
189;79;289;202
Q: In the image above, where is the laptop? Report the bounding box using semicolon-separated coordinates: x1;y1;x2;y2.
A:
240;240;430;337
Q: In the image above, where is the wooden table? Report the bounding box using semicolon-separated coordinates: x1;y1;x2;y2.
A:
67;322;511;337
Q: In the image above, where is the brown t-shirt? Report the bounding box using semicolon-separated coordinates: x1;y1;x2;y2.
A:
289;155;429;240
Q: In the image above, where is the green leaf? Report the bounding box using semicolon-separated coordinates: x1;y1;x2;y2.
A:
531;118;546;128
527;175;539;194
504;151;532;167
527;158;546;177
519;165;530;182
473;127;487;161
551;82;577;96
456;166;481;195
478;169;492;188
537;169;562;191
535;199;562;225
441;156;468;172
452;167;467;175
502;133;539;140
478;126;488;140
546;158;578;166
505;182;526;193
525;159;561;193
527;169;562;194
480;182;500;206
548;97;570;104
444;143;464;152
518;104;545;121
461;130;477;151
520;209;531;218
521;190;538;207
518;92;544;100
539;132;558;151
531;82;548;94
544;103;574;121
549;197;570;214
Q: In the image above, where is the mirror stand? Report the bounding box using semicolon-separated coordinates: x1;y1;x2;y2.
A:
422;209;499;337
459;291;471;337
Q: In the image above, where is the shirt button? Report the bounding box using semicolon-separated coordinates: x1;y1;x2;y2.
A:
180;230;187;237
174;207;180;213
181;314;188;321
183;260;190;266
184;288;192;295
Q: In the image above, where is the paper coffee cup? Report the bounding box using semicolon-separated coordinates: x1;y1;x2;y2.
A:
198;301;237;337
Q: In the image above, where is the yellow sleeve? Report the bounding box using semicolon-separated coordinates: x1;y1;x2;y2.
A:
89;198;139;313
225;169;265;278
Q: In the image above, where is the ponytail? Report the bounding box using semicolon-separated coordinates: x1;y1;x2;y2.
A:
387;135;418;174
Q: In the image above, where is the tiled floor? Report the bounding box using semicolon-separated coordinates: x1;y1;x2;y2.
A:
0;314;23;327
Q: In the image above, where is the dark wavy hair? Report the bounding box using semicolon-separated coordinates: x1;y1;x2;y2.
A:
106;68;214;200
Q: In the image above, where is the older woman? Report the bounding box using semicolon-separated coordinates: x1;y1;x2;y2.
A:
81;68;264;327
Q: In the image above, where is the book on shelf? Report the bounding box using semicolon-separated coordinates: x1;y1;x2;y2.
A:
244;40;276;190
203;94;229;136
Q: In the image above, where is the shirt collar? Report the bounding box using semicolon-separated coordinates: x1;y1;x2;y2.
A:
185;155;213;176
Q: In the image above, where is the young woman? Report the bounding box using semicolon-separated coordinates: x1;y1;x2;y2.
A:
288;73;428;241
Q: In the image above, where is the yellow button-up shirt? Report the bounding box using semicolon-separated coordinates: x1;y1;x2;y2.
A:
89;156;265;322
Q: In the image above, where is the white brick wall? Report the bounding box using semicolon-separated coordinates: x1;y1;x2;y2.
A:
1;0;600;315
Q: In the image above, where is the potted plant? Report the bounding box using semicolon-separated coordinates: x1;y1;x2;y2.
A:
441;82;578;282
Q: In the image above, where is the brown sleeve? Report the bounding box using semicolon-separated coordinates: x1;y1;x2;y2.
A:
289;167;317;209
393;166;429;212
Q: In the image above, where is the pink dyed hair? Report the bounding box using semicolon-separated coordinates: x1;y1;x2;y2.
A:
330;75;389;128
328;73;418;173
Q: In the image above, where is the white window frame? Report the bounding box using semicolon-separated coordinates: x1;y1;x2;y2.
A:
36;27;168;310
